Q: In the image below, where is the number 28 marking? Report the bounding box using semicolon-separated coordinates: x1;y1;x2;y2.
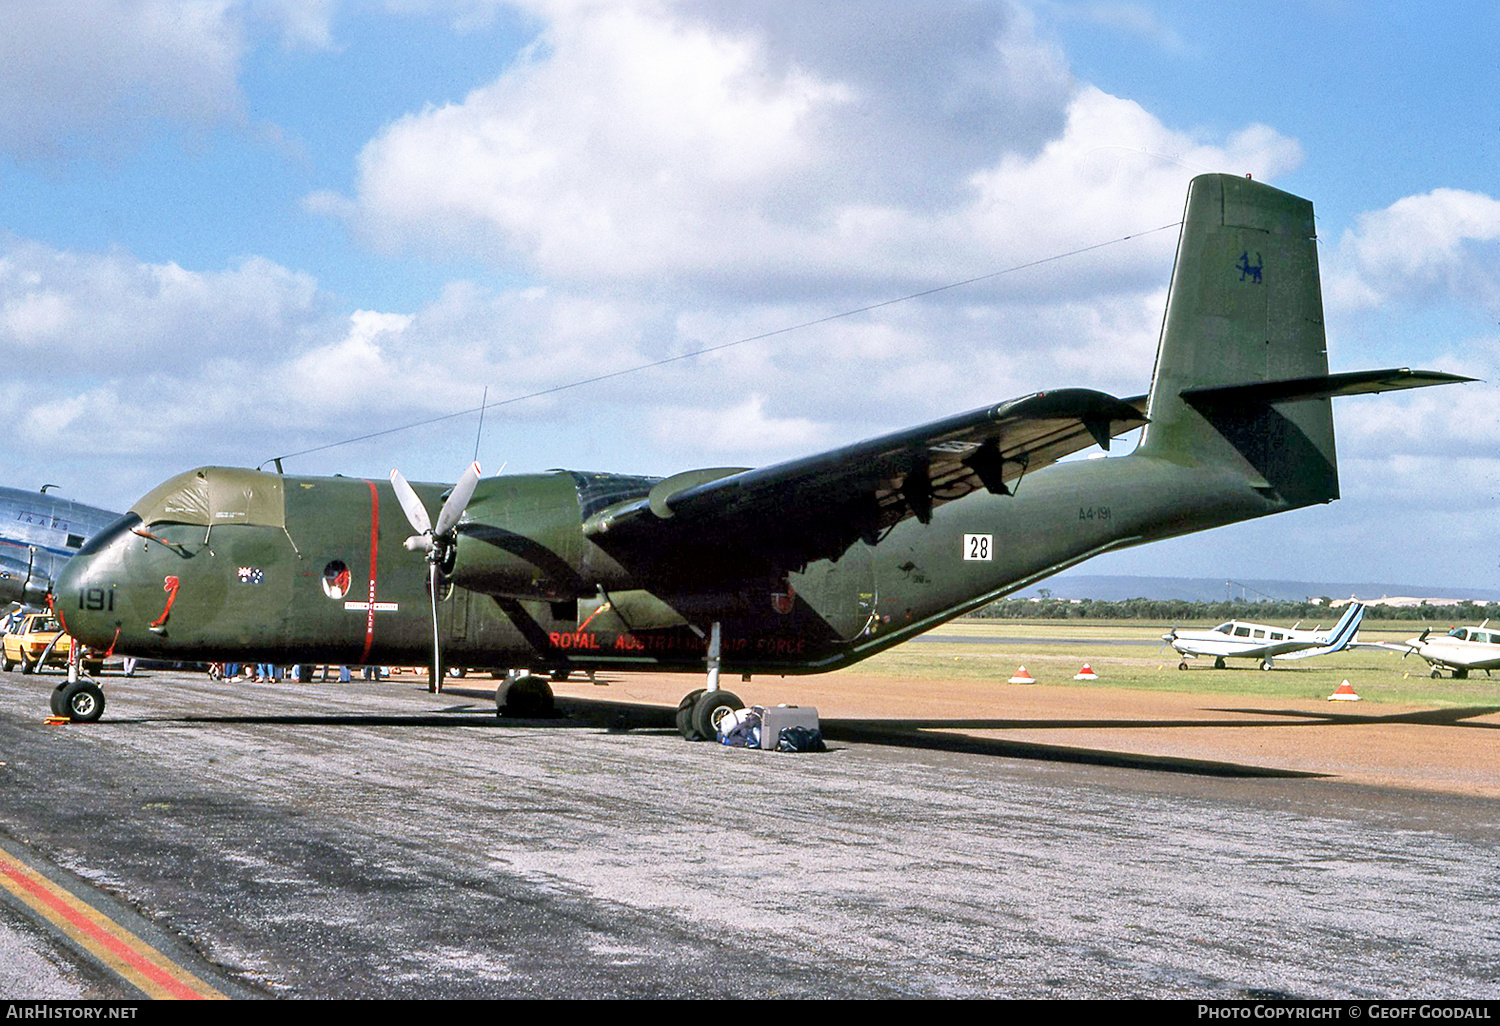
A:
963;534;993;561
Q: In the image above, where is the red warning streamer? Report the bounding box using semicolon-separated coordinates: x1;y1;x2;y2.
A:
150;576;180;628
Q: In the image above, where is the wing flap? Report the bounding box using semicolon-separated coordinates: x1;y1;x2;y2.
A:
585;389;1145;578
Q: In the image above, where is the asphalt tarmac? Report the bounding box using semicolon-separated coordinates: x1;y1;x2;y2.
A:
1;668;1498;999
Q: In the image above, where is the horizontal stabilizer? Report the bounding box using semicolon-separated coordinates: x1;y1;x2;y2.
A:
1179;368;1476;408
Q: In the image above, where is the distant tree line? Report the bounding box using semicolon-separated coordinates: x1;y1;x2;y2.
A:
970;596;1500;623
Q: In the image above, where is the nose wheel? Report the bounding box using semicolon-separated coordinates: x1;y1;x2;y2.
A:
49;680;106;722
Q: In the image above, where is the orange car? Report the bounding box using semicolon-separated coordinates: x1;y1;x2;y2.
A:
1;612;101;674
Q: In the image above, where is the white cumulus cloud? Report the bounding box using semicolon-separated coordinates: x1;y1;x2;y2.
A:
1327;188;1500;312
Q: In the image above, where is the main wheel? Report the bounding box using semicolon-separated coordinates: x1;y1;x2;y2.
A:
1213;657;1226;670
1431;668;1442;679
675;688;706;739
49;685;67;716
1177;661;1188;671
690;689;743;742
60;681;105;722
496;674;555;718
1259;658;1273;671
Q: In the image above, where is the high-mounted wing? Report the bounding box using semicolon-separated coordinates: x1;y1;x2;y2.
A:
583;388;1145;583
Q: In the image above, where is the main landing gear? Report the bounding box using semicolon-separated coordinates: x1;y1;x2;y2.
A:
675;621;745;741
494;669;557;718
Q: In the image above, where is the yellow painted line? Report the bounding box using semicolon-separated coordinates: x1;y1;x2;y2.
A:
0;841;226;1000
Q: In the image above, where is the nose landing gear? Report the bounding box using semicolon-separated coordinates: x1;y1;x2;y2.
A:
50;680;106;722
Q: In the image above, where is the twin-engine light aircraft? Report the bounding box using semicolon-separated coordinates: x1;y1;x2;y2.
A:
52;175;1470;733
1163;601;1365;671
1374;622;1500;679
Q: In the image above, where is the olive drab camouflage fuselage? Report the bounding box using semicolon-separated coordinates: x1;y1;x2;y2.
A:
54;176;1468;678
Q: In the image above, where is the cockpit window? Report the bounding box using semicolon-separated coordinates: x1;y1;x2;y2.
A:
1449;628;1467;639
75;513;142;557
130;467;286;530
1214;623;1232;634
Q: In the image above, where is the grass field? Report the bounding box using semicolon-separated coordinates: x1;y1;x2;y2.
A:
832;618;1500;707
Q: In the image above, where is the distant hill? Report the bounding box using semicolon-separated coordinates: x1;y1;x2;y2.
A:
1010;574;1500;604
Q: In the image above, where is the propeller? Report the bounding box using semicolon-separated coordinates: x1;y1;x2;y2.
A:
1157;627;1180;667
1403;627;1431;659
390;462;481;693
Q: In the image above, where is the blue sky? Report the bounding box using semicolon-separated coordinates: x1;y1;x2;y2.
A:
1;0;1496;590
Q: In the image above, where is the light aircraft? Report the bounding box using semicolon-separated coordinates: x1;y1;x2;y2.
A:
0;485;120;609
1375;622;1500;679
1162;601;1365;670
51;174;1471;732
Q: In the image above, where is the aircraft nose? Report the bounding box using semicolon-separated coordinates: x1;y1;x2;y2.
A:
54;552;114;649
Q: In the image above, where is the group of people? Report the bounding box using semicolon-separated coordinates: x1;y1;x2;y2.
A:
207;663;386;683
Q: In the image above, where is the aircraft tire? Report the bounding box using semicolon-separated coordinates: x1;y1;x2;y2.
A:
550;669;570;682
1178;661;1188;671
49;685;67;716
1454;669;1469;680
496;674;554;718
1431;668;1442;679
690;690;743;743
675;689;706;739
1260;659;1273;671
60;680;105;723
1213;657;1226;670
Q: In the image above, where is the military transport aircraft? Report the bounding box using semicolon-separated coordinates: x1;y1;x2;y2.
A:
0;485;119;608
50;174;1471;735
1370;622;1500;679
1163;601;1365;670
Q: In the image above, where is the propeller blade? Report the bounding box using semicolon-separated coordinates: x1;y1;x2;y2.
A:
389;469;432;536
392;462;481;693
435;461;481;537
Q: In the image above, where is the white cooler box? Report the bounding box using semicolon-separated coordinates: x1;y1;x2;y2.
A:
756;705;821;750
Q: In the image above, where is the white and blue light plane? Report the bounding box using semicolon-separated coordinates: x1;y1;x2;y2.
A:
1164;602;1366;671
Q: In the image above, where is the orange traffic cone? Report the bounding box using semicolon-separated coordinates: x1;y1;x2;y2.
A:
1009;666;1036;684
1073;664;1099;680
1327;680;1361;702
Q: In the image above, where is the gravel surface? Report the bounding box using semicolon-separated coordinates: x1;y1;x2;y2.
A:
2;667;1497;999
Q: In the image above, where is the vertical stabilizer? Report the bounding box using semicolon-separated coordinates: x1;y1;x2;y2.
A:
1137;174;1337;507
